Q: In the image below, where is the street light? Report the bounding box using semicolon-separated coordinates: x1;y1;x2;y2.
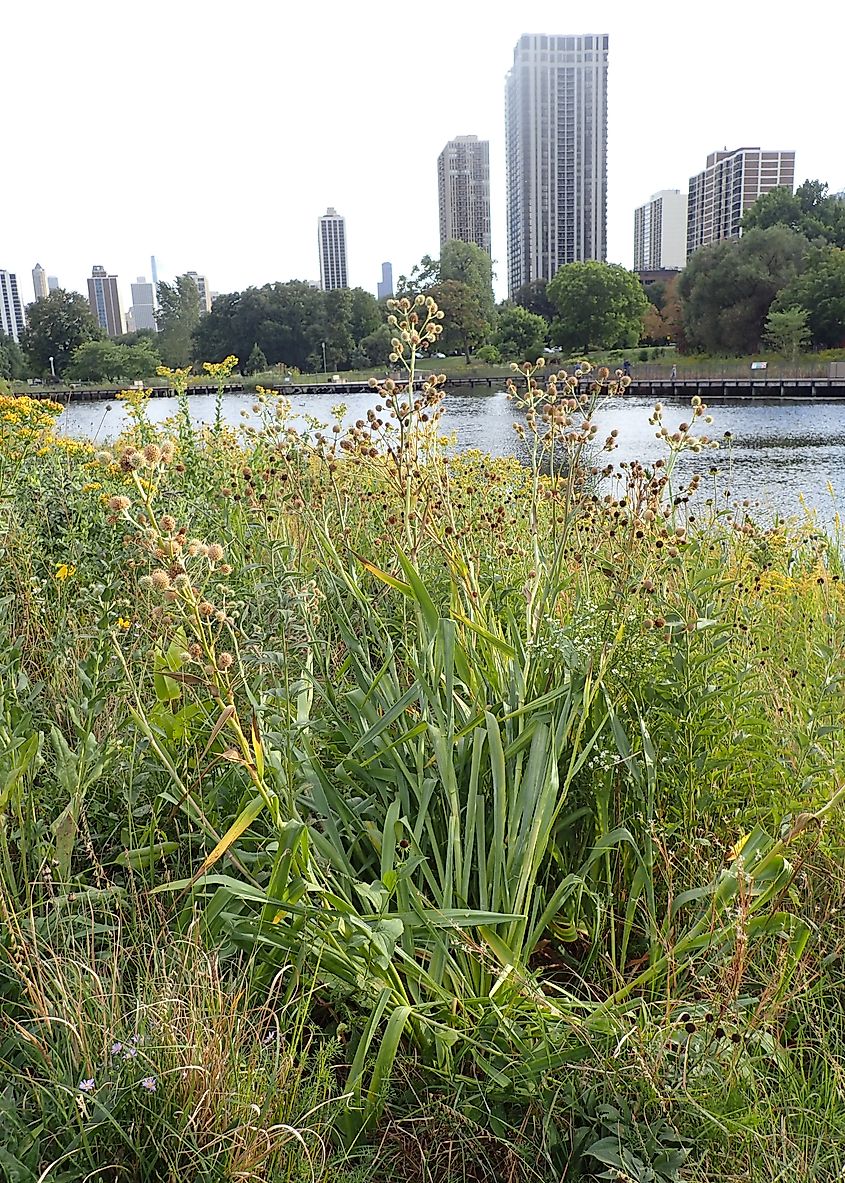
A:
321;342;327;377
49;356;56;379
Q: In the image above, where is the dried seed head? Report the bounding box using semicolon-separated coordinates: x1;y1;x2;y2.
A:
150;570;171;591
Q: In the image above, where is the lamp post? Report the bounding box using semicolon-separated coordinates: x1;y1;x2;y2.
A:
321;342;327;377
49;356;56;379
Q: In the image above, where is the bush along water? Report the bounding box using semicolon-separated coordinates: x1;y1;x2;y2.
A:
1;296;845;1181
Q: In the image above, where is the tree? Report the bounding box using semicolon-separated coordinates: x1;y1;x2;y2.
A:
641;304;671;346
512;278;555;321
193;282;326;372
348;288;380;343
0;331;26;380
246;343;268;374
661;275;687;351
359;324;392;367
440;240;495;322
494;305;547;361
19;289;102;377
396;255;440;299
763;307;811;359
427;280;491;363
772;246;845;348
65;339;161;382
743;179;845;249
156;275;201;366
679;226;808;354
547;262;649;352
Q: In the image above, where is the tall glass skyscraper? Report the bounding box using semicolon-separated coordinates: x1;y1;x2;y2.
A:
0;270;25;342
505;34;608;294
87;265;123;337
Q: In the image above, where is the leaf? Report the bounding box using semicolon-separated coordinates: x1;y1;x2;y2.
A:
185;795;266;889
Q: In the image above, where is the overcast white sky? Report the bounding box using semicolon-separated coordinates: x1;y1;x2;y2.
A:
5;0;841;309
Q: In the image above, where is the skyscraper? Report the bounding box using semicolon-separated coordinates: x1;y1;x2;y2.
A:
686;148;796;258
633;190;688;272
129;276;157;332
48;276;59;292
437;136;491;254
0;270;25;342
318;208;348;291
186;271;212;314
32;263;49;301
87;265;123;337
377;262;393;300
505;33;609;294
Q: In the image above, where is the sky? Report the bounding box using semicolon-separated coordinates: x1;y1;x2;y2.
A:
4;0;843;311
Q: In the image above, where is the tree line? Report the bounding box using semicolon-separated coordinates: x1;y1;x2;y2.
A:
3;181;843;388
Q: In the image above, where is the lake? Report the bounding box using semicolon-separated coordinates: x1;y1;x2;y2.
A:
57;389;845;526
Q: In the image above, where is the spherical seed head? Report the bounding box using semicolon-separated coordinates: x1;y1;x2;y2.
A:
150;570;171;591
160;514;176;533
173;573;191;590
217;652;234;670
218;563;233;576
207;543;224;563
120;450;142;471
198;600;214;618
160;442;176;463
187;539;202;556
139;575;154;591
143;444;161;464
95;450;112;464
108;495;131;512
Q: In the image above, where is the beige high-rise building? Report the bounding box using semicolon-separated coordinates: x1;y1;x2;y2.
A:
687;147;795;258
87;265;123;337
186;271;212;314
437;136;491;254
505;33;608;294
32;263;49;301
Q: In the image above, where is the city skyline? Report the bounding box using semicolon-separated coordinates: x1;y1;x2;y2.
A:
3;1;841;307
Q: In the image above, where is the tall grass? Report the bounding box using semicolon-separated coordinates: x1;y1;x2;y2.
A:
1;300;844;1179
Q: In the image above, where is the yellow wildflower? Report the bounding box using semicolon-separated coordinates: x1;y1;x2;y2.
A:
55;563;76;582
117;617;131;630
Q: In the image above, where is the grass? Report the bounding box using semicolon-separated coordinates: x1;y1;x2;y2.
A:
1;306;845;1182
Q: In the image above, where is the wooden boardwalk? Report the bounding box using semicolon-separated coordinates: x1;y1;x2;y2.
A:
22;374;845;402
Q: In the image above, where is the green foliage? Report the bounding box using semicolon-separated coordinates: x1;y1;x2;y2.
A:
358;324;393;367
773;245;845;348
512;277;555;321
19;288;103;377
192;282;380;372
547;262;649;351
743;178;845;248
494;305;547;360
155;275;201;367
474;343;502;363
65;338;161;383
395;254;440;299
426;279;491;361
678;226;808;354
440;239;495;322
246;342;269;374
763;306;811;358
0;330;27;380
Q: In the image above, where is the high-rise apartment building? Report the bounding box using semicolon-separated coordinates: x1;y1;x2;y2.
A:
32;263;49;301
48;275;59;292
505;33;608;294
318;208;348;291
128;276;157;332
633;190;688;272
377;261;393;300
687;147;796;258
437;135;491;254
186;271;212;314
0;270;25;342
87;265;123;336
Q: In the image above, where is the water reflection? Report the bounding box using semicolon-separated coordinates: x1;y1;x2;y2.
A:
56;390;845;525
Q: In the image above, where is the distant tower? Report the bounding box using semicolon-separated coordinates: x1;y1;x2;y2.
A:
437;136;491;254
377;262;393;300
0;270;25;342
32;263;49;301
505;34;609;294
185;271;212;313
318;208;348;291
129;277;157;332
87;265;123;337
150;255;159;293
48;275;59;292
